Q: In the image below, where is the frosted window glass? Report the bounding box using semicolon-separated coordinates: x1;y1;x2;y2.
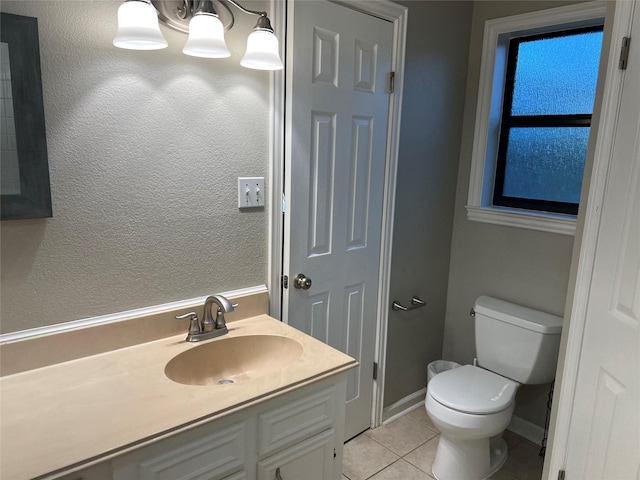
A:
503;127;589;204
511;31;603;116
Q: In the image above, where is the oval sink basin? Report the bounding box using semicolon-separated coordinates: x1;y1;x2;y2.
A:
165;335;304;386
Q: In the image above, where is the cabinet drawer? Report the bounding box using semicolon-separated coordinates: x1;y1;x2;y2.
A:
257;429;335;480
55;462;112;480
113;421;246;480
257;386;336;457
221;471;247;480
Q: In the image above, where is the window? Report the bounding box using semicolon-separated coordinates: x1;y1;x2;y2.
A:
467;3;606;235
494;27;603;215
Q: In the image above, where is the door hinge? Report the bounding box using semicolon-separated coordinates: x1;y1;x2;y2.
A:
558;469;566;480
282;275;289;289
333;448;337;458
386;72;395;93
373;362;378;380
619;37;631;70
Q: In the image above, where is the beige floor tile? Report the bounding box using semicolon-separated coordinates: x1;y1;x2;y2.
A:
489;467;520;480
502;439;544;480
369;459;435;480
405;406;439;433
343;434;399;480
404;435;440;476
502;429;525;451
365;415;438;456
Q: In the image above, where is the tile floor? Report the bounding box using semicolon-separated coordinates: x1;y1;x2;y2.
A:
342;408;545;480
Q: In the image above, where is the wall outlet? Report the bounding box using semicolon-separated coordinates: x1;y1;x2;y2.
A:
238;177;265;208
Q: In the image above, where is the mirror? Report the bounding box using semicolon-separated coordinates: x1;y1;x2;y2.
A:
0;12;52;220
0;1;270;335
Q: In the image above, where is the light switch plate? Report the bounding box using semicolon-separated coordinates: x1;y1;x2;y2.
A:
238;177;265;208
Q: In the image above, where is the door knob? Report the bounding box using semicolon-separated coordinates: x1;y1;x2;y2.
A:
293;273;312;290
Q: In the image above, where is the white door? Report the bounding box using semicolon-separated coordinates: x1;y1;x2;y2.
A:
284;0;394;440
561;2;640;477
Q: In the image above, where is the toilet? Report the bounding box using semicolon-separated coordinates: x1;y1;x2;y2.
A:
425;295;563;480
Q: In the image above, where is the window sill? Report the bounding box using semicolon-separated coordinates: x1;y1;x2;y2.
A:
465;205;576;236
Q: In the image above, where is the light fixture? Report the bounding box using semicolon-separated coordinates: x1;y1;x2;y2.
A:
182;1;229;58
113;0;283;70
113;0;168;50
240;15;283;70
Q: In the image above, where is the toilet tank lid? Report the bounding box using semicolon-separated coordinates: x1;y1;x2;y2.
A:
475;296;563;334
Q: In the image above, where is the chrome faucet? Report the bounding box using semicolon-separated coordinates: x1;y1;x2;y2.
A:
175;294;237;342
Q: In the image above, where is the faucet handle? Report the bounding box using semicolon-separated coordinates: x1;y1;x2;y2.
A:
214;303;238;330
214;308;227;330
175;312;201;335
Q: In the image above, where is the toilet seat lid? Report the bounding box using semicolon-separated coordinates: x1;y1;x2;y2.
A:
428;365;517;414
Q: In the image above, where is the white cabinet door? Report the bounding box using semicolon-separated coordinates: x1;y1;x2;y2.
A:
257;429;336;480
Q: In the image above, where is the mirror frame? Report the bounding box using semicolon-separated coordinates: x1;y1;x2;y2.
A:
1;12;52;220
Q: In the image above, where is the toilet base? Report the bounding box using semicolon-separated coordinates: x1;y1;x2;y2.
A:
432;435;508;480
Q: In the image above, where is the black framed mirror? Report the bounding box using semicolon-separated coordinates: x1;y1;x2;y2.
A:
1;12;52;220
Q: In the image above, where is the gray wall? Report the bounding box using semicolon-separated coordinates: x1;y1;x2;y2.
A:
384;0;473;407
0;1;270;333
444;1;586;429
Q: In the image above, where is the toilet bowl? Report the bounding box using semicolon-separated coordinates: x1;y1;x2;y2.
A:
424;296;563;480
426;364;518;479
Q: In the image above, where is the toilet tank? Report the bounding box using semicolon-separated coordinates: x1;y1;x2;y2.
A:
474;296;563;385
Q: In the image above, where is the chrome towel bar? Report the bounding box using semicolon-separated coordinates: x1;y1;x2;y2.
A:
392;296;426;312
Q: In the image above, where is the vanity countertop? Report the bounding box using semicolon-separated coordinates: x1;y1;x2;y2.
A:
0;315;357;479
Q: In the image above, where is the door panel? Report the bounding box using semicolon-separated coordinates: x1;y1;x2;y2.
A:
564;2;640;477
285;0;393;440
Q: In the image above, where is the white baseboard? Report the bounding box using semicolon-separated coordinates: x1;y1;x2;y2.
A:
507;415;545;446
381;388;426;424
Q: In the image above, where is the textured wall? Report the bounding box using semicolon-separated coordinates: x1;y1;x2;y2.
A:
384;0;473;407
0;1;270;333
444;1;588;429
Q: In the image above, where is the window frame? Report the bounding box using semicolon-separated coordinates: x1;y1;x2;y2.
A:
493;25;603;216
466;2;606;236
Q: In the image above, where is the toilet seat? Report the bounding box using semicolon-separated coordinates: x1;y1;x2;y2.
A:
428;365;517;414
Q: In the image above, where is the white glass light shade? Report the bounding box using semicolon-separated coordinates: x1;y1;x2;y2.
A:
113;0;167;50
183;14;230;58
240;30;284;70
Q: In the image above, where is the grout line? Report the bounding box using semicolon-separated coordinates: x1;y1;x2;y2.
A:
364;431;430;459
361;431;401;455
364;458;404;480
343;433;401;480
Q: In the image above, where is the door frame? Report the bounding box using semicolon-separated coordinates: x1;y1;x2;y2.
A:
268;0;408;429
543;0;636;477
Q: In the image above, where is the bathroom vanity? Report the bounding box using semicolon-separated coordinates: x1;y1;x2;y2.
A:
0;309;356;480
61;377;346;480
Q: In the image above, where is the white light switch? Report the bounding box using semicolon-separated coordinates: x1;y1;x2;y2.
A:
238;177;265;208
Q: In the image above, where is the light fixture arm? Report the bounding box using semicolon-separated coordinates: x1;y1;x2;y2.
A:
222;0;274;34
150;0;272;33
223;0;267;19
175;0;189;19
